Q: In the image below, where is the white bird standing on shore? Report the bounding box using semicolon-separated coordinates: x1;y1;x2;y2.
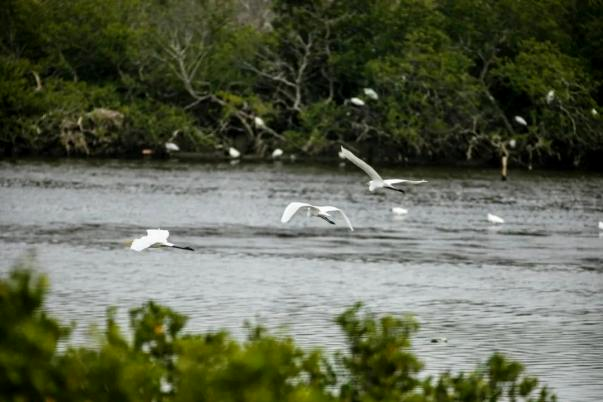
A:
339;146;427;193
130;229;194;252
487;213;505;224
272;148;283;159
229;147;241;159
514;115;528;126
363;88;379;100
281;202;354;231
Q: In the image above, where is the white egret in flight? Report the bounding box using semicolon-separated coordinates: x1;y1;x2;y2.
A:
350;97;365;106
514;115;528;126
363;88;379;100
487;213;505;224
281;202;354;231
339;146;427;193
130;229;194;252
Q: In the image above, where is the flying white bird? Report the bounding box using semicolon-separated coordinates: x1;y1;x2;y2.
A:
280;202;354;231
392;207;408;215
130;229;193;252
514;115;527;126
339;146;427;193
229;147;240;159
363;88;379;100
487;213;505;224
272;148;283;159
254;116;265;128
546;90;555;104
350;97;365;106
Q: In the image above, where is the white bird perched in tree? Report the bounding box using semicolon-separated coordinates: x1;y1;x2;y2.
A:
546;89;555;104
514;115;528;126
487;213;505;224
254;116;266;128
130;229;193;252
363;88;379;100
281;202;354;231
591;108;598;116
350;97;365;106
272;148;283;159
229;147;240;159
339;146;427;193
392;207;408;215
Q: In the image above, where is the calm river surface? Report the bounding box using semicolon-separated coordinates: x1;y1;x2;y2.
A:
0;158;602;400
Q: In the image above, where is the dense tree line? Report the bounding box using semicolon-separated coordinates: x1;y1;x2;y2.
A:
0;0;601;168
1;258;556;401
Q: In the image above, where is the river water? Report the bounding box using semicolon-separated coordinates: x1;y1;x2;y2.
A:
0;158;602;401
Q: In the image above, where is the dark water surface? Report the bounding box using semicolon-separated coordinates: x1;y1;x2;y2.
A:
0;159;602;401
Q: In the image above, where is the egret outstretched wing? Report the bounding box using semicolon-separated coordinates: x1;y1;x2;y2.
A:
322;206;354;231
384;179;427;186
340;146;382;181
131;235;157;251
281;202;314;223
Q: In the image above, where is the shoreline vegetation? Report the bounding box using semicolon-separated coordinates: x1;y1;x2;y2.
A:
1;256;557;401
1;0;601;169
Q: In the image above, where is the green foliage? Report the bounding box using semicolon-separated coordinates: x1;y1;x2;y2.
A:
0;259;556;401
0;0;601;166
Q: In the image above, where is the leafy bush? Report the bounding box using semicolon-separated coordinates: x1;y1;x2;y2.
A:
0;258;556;401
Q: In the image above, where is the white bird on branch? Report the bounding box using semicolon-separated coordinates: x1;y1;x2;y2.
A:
272;148;283;159
514;115;528;126
339;146;427;193
363;88;379;100
280;202;354;231
254;116;266;129
546;90;555;104
350;97;365;106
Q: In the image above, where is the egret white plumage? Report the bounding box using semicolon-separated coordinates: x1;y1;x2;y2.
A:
546;90;555;104
281;202;354;231
363;88;379;100
392;207;408;215
165;130;180;152
514;115;527;126
508;139;517;148
591;108;598;116
165;142;180;152
229;147;240;159
339;146;427;193
487;213;505;224
272;148;283;159
350;97;365;106
254;116;266;128
130;229;193;252
599;221;603;230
